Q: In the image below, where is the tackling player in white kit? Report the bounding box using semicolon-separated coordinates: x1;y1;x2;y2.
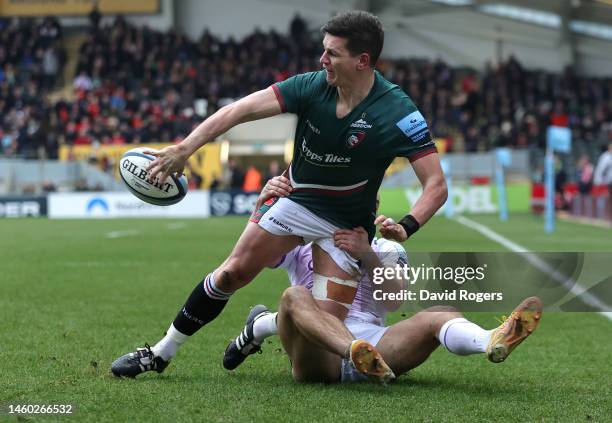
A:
223;177;543;383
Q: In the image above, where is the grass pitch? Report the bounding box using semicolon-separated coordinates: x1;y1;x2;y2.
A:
1;213;611;422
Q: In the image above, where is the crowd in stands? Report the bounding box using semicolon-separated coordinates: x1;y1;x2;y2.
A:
0;16;66;158
384;57;612;154
1;14;611;190
215;159;282;191
51;14;319;153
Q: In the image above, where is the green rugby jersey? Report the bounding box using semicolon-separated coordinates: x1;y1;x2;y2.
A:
272;70;437;239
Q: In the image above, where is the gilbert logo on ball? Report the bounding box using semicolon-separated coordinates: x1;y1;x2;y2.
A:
119;147;188;206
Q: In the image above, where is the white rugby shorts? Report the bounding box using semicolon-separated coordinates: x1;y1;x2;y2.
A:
254;197;361;276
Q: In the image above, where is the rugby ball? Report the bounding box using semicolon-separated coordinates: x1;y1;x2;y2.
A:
119;147;188;206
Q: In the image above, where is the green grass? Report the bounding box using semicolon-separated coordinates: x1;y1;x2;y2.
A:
1;214;611;422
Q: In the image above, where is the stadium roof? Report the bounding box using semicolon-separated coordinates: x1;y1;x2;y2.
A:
260;0;612;74
376;0;612;41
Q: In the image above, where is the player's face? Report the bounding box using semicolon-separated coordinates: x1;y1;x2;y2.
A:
320;34;359;87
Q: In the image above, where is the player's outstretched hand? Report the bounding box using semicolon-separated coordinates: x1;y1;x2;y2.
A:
255;176;293;211
145;145;188;184
374;215;408;242
334;227;372;260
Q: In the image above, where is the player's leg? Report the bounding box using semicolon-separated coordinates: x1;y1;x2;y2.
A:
223;304;277;370
375;306;465;376
223;300;354;373
483;296;542;363
278;286;394;383
277;286;345;383
310;243;359;320
257;197;363;322
223;197;362;372
160;221;300;348
111;222;301;377
376;297;543;377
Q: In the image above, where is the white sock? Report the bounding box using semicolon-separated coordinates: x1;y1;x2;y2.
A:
252;312;278;345
438;318;492;355
152;324;189;361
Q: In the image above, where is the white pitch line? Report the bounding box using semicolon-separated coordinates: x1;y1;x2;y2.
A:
453;215;612;322
105;230;141;239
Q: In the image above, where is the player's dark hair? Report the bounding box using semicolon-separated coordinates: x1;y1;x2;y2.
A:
321;11;384;67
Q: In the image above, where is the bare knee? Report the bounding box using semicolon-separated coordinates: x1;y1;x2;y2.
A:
280;286;310;315
214;261;253;292
277;286;311;353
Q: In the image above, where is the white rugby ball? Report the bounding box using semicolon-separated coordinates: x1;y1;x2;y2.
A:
119;147;188;206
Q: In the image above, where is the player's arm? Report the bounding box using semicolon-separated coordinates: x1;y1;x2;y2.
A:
408;153;448;225
334;228;406;311
369;240;408;312
254;175;293;211
376;246;409;312
147;87;282;182
376;153;447;242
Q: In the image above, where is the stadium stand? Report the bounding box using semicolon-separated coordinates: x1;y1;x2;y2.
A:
2;15;611;188
0;17;66;159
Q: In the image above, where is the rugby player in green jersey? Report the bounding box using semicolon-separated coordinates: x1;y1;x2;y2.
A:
111;11;447;383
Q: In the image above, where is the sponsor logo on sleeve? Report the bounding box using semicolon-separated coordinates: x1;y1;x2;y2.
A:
396;111;429;142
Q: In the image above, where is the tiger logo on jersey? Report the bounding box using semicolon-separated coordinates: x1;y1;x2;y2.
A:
346;130;366;149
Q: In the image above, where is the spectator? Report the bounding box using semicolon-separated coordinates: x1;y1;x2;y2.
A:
290;13;307;41
42;46;59;89
89;1;102;33
594;142;612;214
265;160;281;182
74;178;90;191
41;180;57;192
223;158;244;190
185;161;203;189
73;71;93;91
242;165;262;192
576;154;594;194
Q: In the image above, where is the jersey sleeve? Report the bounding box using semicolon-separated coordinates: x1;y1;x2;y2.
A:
374;238;409;268
382;102;437;162
272;71;322;116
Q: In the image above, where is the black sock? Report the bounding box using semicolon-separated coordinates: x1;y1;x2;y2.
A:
172;273;231;336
